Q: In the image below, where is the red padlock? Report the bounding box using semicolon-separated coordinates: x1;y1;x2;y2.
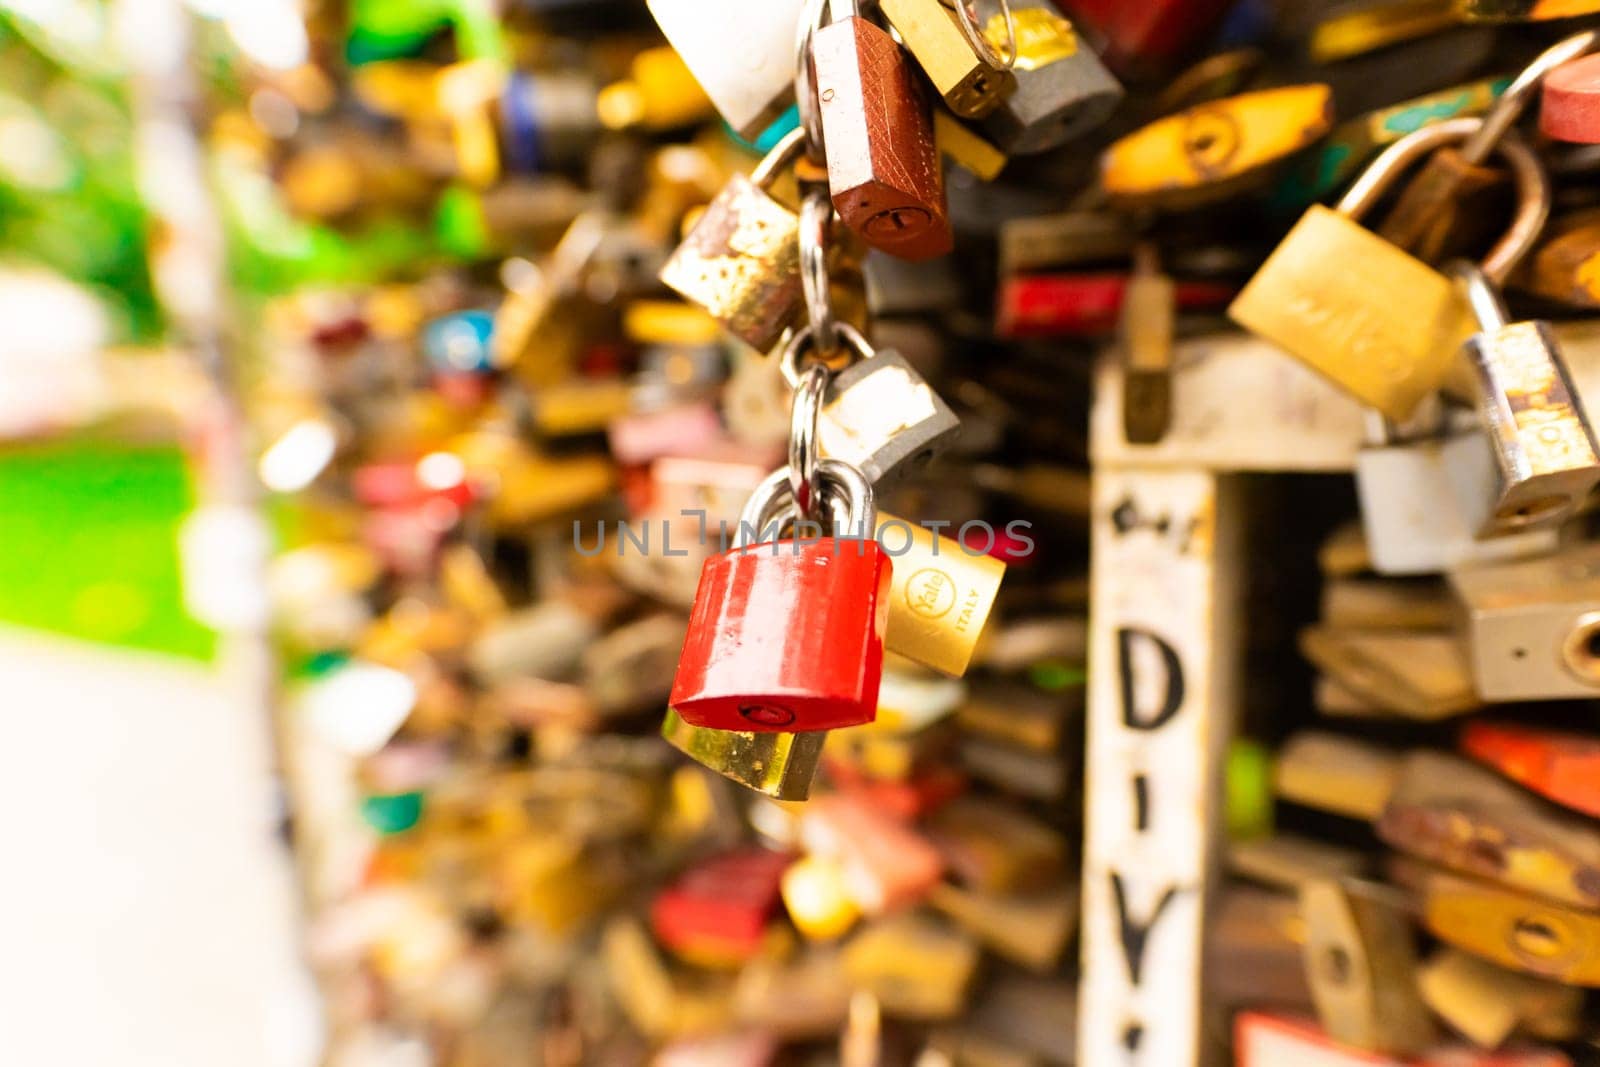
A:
1541;52;1600;144
668;459;891;733
649;847;793;966
1461;720;1600;818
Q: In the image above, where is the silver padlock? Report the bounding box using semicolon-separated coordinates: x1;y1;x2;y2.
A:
1357;407;1556;576
1450;541;1600;702
977;0;1123;155
782;323;961;491
644;0;807;139
1452;262;1600;536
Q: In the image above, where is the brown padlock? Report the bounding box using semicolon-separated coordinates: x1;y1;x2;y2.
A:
810;0;952;260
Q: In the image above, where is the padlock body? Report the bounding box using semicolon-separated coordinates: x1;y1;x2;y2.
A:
661;710;827;799
645;0;807;138
1357;433;1556;575
1450;542;1600;701
879;0;1016;119
670;537;891;732
659;173;800;351
812;16;951;260
1102;86;1331;207
1229;204;1477;422
979;2;1122;155
1465;320;1600;535
875;513;1004;676
818;350;961;490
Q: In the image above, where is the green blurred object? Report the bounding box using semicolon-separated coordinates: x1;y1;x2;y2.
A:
347;0;507;64
0;439;215;661
361;791;425;834
1028;659;1086;691
1225;738;1274;841
0;24;162;341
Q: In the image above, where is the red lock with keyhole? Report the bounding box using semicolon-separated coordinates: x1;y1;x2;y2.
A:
668;459;890;733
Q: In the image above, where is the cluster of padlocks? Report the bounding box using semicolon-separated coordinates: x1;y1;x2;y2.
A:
151;0;1600;1063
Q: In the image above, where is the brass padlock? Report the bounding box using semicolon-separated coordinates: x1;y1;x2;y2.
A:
928;880;1076;973
1299;877;1434;1055
661;709;827;801
879;0;1016;119
1230;117;1549;423
1450;261;1600;535
1274;731;1401;822
1298;626;1480;721
1102;85;1333;209
811;0;952;260
977;0;1123;155
1417;948;1583;1049
875;512;1005;677
1392;858;1600;987
659;129;807;352
840;914;979;1020
1120;243;1175;445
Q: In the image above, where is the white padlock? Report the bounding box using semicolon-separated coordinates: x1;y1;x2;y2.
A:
644;0;808;139
1356;408;1554;576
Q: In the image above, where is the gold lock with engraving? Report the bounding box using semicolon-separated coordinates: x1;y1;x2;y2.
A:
1230;117;1549;423
876;512;1005;677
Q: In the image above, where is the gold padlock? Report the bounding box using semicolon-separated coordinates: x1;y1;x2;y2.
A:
879;0;1017;119
876;513;1006;678
1230;116;1550;423
1101;85;1334;208
1393;858;1600;986
660;709;827;801
659;129;807;352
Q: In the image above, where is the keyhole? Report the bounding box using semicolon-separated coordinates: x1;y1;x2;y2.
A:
1321;946;1352;986
1513;916;1565;960
863;205;933;239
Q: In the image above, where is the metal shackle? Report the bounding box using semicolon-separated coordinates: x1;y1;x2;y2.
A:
736;458;876;547
1446;260;1511;335
749;126;808;190
778;319;876;388
1336;116;1550;284
1463;29;1600;164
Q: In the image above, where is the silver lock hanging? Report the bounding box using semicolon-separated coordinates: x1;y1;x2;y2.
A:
778;322;962;493
1449;261;1600;536
1449;541;1600;702
1356;404;1557;576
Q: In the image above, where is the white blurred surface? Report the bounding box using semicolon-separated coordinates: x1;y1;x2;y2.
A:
0;625;321;1067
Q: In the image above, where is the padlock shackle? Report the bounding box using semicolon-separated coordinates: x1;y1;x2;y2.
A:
799;188;840;352
1447;260;1510;334
779;320;876;388
738;458;876;546
750;127;809;188
1462;29;1600;165
796;0;831;163
1337;116;1550;284
939;0;1018;72
789;363;829;517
